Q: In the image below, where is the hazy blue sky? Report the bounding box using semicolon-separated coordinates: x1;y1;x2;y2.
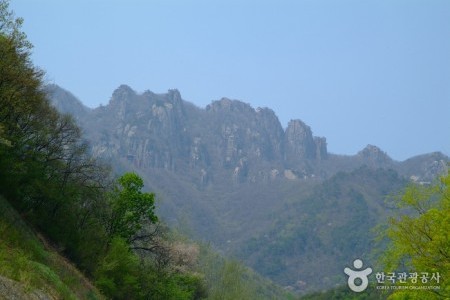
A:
10;0;450;160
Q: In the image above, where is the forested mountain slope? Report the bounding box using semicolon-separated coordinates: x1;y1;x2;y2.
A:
47;84;448;293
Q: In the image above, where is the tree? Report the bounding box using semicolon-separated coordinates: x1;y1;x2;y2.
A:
0;0;43;200
0;0;112;271
106;172;158;243
382;172;449;299
1;3;207;298
95;237;141;299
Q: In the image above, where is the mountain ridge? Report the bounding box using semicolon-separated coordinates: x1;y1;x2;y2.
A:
47;83;447;168
46;83;448;293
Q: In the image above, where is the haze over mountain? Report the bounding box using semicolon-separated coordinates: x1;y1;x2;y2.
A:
12;1;450;161
48;84;448;293
48;83;447;178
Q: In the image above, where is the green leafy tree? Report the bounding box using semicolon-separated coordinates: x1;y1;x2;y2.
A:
382;172;449;299
95;237;141;299
0;0;112;272
106;172;158;243
139;264;207;300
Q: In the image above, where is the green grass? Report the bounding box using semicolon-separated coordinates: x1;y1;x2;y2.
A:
0;196;103;299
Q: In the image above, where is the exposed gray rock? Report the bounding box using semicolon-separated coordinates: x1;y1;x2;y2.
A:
47;84;447;184
0;276;51;300
284;119;317;161
357;144;393;168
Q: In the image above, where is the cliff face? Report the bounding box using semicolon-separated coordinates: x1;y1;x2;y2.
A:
285;119;321;161
48;84;447;185
81;86;190;171
56;85;331;184
205;98;285;166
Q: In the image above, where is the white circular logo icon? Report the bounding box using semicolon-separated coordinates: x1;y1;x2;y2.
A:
344;259;372;292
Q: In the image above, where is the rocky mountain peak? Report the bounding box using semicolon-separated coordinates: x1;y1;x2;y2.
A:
167;89;182;104
398;152;448;183
255;107;280;124
357;144;393;167
111;84;136;102
358;144;387;158
47;84;448;187
206;98;255;114
285;119;311;136
284;119;325;161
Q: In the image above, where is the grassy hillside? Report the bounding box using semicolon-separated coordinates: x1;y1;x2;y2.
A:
0;196;103;299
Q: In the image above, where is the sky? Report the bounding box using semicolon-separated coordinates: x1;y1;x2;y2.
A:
10;0;450;160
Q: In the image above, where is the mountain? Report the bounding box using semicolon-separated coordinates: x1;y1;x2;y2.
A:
45;84;91;123
237;166;406;291
47;84;448;293
47;84;447;184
